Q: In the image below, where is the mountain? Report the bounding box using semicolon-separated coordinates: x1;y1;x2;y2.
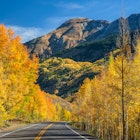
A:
25;13;140;98
25;18;109;59
127;14;140;30
54;35;117;62
87;14;140;42
25;14;140;60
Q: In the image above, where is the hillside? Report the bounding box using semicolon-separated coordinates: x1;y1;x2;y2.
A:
37;32;140;98
38;57;103;98
54;35;117;62
25;13;140;98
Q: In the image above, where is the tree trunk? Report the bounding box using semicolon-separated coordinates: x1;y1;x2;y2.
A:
125;111;128;140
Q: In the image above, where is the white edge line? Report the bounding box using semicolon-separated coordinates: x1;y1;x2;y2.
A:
65;123;89;140
0;124;39;138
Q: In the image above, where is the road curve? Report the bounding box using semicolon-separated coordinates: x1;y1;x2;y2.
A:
0;122;99;140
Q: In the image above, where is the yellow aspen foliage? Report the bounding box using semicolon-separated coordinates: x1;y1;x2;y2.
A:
74;41;140;140
0;24;71;126
0;61;7;125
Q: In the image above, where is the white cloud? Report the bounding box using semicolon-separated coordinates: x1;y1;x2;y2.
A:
55;2;84;9
7;25;49;43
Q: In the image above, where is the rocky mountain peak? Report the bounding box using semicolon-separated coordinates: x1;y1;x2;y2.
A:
127;13;140;30
25;18;109;59
25;13;140;60
57;17;91;29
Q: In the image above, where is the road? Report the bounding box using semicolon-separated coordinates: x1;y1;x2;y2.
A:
0;122;98;140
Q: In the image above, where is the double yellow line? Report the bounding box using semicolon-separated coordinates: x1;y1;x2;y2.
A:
34;123;53;140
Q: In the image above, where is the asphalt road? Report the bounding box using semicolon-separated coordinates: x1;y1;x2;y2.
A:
0;122;99;140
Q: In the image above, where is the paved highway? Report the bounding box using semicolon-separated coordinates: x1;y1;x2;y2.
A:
0;122;98;140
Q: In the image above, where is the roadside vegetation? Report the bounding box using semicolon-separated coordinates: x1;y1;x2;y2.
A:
0;25;71;127
72;46;140;139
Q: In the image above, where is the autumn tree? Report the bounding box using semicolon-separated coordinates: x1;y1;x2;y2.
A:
0;24;71;126
74;39;140;140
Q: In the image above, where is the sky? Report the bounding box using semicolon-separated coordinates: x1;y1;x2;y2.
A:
0;0;140;43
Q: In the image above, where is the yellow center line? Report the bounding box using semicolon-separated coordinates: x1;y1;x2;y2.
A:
34;123;53;140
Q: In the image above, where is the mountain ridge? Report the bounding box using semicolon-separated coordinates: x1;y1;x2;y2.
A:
25;13;140;97
25;13;140;60
25;17;109;59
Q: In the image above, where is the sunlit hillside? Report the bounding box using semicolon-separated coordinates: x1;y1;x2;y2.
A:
38;57;103;97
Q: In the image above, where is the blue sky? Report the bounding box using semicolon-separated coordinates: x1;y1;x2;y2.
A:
0;0;140;42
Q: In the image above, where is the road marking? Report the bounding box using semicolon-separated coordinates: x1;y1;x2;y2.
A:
0;124;39;138
34;123;53;140
65;123;89;140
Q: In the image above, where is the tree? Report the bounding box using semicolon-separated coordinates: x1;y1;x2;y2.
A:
0;24;66;125
73;39;140;140
116;16;131;140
